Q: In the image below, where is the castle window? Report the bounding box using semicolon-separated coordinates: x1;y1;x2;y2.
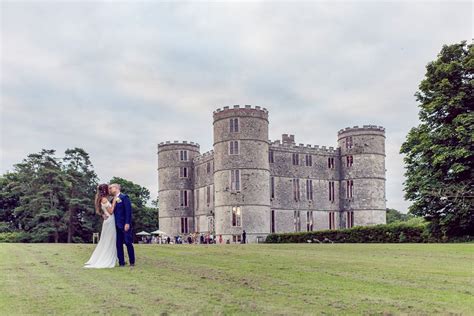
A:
294;211;301;232
346;180;354;198
180;190;189;207
307;211;313;231
329;212;335;230
179;167;188;178
230;118;239;133
229;140;240;155
347;211;354;228
269;150;274;163
306;179;313;201
293;178;300;201
231;206;241;227
230;169;241;191
328;157;335;169
179;150;188;161
195;188;199;210
270;210;275;233
206;186;211;205
232;235;242;243
270;176;275;198
346;136;353;149
346;155;353;167
292;153;299;165
196;166;199;177
180;217;189;234
328;181;335;202
206;162;211;174
305;154;312;166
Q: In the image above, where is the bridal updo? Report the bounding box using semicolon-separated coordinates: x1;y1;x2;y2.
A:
94;184;110;215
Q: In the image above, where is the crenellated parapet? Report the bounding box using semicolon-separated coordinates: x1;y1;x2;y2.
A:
158;140;200;149
269;140;338;155
193;150;215;163
213;104;269;122
337;125;385;139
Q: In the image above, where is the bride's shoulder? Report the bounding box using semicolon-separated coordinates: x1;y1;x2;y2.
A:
100;197;110;204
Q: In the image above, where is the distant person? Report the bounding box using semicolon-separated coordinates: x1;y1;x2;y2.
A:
219;234;223;244
242;230;246;244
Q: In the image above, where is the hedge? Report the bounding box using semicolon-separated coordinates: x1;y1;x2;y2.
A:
265;222;432;243
0;232;30;243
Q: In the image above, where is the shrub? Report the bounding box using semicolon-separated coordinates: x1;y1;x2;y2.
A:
265;222;430;243
0;232;28;243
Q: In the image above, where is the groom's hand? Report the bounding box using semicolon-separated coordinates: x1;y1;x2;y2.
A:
124;224;130;232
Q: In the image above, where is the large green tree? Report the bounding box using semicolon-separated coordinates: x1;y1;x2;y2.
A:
109;177;158;234
400;41;473;238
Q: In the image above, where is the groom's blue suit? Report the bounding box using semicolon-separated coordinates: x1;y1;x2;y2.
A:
114;193;135;266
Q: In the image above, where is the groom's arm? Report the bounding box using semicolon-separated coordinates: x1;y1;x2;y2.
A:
123;195;132;227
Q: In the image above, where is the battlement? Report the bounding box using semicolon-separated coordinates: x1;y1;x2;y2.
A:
158;140;200;151
193;150;215;163
269;139;338;154
213;104;269;121
337;125;385;136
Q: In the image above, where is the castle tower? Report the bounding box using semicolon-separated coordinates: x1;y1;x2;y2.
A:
337;125;386;227
157;141;200;236
213;105;271;243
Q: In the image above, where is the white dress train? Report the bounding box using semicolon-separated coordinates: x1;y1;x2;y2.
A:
84;201;117;268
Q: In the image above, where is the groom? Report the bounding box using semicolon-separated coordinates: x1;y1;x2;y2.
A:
109;183;135;267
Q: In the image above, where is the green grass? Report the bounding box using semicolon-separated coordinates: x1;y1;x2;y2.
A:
0;243;472;315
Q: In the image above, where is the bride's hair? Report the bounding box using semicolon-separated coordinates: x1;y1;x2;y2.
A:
95;184;109;215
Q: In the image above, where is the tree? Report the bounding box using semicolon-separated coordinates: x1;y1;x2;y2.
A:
386;208;413;224
0;172;21;232
109;177;158;234
400;41;473;238
62;148;99;243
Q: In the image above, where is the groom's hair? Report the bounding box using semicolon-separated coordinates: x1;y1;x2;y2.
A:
110;183;121;190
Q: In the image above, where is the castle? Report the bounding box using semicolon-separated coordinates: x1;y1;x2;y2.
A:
158;105;386;243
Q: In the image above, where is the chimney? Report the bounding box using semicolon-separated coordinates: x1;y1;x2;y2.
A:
282;134;295;145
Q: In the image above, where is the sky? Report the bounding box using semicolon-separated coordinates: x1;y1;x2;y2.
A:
1;1;472;211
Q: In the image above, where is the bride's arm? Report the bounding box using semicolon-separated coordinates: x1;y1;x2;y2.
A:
106;197;117;215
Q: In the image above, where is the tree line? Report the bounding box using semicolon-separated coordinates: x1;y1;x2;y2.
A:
0;148;158;243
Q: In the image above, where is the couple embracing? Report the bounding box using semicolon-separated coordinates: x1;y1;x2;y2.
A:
84;183;135;268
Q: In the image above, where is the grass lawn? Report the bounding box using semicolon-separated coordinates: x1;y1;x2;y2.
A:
0;243;472;315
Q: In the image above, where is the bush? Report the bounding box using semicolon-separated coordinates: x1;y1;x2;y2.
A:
0;232;29;243
265;222;430;243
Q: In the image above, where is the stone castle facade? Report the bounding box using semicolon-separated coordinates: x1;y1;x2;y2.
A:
158;105;386;243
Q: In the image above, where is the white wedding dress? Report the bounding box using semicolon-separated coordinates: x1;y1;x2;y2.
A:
84;201;117;268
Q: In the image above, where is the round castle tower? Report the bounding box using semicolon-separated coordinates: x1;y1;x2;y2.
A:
158;141;200;236
213;105;270;243
337;125;386;226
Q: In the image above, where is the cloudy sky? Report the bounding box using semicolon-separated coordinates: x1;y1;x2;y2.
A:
1;1;471;210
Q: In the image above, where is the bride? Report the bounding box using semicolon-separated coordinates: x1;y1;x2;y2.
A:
84;184;118;268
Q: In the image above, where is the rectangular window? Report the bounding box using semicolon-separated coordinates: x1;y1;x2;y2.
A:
195;189;199;210
328;181;335;202
327;157;335;169
306;179;313;201
346;136;353;149
180;190;189;207
292;153;299;165
270;176;275;199
206;186;211;205
179;150;188;161
329;212;335;230
294;211;301;232
269;150;274;163
230;169;241;191
230;118;239;133
232;206;242;227
229;140;240;155
270;210;275;233
179;167;188;178
181;217;189;234
305;154;312;166
206;162;211;174
196;166;199;177
346;155;353;167
232;235;242;243
293;178;300;201
347;211;354;228
307;211;313;231
346;180;354;198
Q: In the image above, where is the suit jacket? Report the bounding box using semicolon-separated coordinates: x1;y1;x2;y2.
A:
114;193;132;229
